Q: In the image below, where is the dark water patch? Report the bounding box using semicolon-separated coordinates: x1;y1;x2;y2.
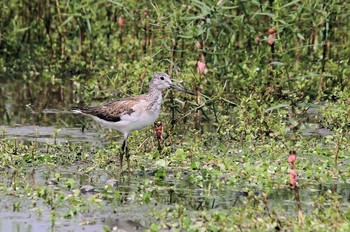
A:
300;124;332;136
103;218;145;231
0;78;76;127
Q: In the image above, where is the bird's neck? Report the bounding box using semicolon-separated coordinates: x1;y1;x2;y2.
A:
148;87;162;99
146;88;162;109
146;88;163;112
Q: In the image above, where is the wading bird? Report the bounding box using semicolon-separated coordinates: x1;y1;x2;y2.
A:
72;72;191;174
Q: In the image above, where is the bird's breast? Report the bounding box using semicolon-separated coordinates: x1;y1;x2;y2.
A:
118;97;162;132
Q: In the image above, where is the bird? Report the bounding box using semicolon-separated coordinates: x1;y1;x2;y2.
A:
72;72;192;174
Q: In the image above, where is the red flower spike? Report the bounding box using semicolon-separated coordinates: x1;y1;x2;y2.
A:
197;60;208;74
289;166;297;188
267;28;276;46
288;151;296;164
118;17;125;27
268;33;276;46
154;121;163;139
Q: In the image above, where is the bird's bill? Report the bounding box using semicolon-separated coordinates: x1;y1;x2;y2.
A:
170;84;194;95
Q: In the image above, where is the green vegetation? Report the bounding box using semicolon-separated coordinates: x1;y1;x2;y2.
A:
1;0;350;231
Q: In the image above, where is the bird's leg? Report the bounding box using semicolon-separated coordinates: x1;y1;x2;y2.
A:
126;145;130;175
121;134;131;175
119;139;126;175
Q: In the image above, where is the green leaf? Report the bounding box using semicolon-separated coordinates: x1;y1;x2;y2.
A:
266;104;291;111
281;0;301;9
178;34;193;39
297;33;305;40
107;0;123;7
295;73;334;80
155;159;168;167
191;161;200;169
252;12;276;19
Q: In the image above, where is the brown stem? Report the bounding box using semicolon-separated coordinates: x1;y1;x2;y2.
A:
262;194;282;229
334;131;344;165
194;86;201;129
294;186;304;224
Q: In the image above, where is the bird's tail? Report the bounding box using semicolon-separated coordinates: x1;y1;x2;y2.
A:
71;107;83;114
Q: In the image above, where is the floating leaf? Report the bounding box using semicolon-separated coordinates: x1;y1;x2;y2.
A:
296;102;322;108
155;159;168;167
270;61;285;66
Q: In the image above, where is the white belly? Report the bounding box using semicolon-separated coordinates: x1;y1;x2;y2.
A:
92;109;160;134
89;96;162;136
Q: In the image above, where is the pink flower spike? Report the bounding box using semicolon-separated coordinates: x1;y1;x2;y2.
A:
288;151;296;164
268;33;276;46
118;17;125;27
197;61;208;74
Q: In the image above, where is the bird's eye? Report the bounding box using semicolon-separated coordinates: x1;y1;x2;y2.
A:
160;76;164;80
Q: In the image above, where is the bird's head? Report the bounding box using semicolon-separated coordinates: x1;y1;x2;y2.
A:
151;72;193;94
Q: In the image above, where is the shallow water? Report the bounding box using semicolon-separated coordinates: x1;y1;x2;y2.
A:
0;164;349;232
0;203;146;232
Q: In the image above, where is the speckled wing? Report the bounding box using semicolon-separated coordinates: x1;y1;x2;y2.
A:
73;96;143;122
